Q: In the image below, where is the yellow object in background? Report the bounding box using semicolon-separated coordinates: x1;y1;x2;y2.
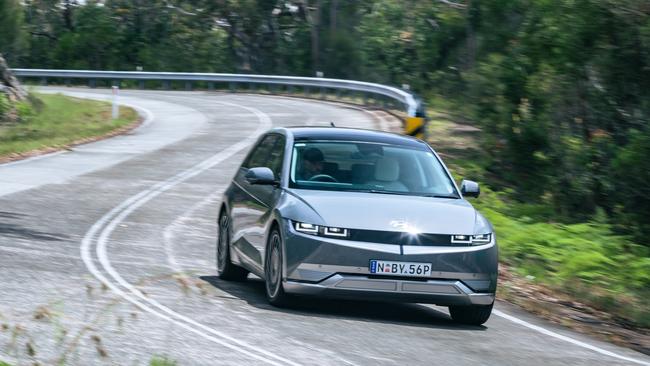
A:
405;117;425;139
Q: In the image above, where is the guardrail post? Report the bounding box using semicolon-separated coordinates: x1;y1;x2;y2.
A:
88;79;96;88
65;78;71;87
208;81;215;91
229;82;236;93
305;86;310;97
287;85;294;95
320;87;325;100
362;92;368;105
163;80;170;90
111;86;119;119
185;81;192;91
40;77;47;86
335;88;342;100
138;80;145;89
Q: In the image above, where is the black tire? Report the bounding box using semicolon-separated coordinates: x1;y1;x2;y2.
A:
264;228;292;307
217;213;248;281
448;304;493;326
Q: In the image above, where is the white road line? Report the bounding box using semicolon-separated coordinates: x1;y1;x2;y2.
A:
166;94;650;366
162;191;222;275
82;195;288;366
493;310;650;365
236;93;388;130
82;101;302;366
78;91;649;366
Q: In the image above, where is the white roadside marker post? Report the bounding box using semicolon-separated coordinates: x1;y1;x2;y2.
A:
111;86;119;119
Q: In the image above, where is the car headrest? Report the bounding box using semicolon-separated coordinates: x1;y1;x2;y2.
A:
374;157;400;182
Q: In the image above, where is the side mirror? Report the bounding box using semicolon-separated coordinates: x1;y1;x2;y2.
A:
460;179;480;198
245;167;277;185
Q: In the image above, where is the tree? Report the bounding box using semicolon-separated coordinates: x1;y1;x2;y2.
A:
0;0;28;113
0;0;27;63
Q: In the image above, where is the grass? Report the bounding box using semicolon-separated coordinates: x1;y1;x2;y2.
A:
0;93;138;159
426;107;650;328
150;355;177;366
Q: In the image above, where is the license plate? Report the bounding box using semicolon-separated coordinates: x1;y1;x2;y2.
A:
369;260;432;277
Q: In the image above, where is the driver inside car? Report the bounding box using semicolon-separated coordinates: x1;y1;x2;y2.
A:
298;147;325;180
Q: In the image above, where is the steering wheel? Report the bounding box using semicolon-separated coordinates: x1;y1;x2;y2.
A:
308;174;338;183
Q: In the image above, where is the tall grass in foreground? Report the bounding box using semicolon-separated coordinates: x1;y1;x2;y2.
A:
150;355;177;366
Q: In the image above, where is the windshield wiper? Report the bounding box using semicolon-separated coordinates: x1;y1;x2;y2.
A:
344;189;459;199
419;193;460;199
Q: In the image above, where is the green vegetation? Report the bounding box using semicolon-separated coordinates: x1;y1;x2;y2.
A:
1;0;648;326
428;110;650;327
4;0;647;245
150;355;177;366
0;93;137;158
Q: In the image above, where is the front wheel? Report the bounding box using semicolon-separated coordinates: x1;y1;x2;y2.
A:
264;229;292;307
448;303;493;326
217;213;248;281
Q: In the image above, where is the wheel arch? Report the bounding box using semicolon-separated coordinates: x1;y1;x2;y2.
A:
264;211;287;279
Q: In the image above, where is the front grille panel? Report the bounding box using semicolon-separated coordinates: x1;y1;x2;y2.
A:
347;229;469;246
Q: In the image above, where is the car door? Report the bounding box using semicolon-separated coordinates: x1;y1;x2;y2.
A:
230;133;285;274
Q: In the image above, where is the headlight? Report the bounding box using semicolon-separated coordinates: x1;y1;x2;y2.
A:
295;222;319;234
451;233;492;245
293;221;349;238
471;233;492;244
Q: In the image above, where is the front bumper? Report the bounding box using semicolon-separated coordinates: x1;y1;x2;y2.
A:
282;220;498;306
284;274;494;305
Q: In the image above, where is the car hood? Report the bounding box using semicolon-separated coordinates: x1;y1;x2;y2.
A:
285;189;477;234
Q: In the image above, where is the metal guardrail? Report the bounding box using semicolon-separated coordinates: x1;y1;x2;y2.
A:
12;68;426;137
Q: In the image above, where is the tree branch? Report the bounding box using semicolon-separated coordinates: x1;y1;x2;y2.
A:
29;31;58;41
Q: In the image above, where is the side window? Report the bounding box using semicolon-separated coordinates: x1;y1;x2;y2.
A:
243;135;278;169
267;135;286;178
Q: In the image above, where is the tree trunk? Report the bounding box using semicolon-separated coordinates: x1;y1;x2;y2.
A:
330;0;338;37
311;0;322;75
465;0;476;70
0;53;27;102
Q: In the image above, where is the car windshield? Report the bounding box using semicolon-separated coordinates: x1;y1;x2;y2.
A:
289;141;458;198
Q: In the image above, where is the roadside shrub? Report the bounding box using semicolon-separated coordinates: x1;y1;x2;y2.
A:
611;127;650;245
473;187;650;326
0;93;9;119
15;100;35;121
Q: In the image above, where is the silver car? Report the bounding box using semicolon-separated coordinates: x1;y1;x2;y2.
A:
218;127;498;325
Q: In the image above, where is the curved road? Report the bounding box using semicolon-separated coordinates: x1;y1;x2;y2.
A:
0;88;648;366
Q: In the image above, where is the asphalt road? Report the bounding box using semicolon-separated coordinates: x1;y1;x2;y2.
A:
0;88;648;366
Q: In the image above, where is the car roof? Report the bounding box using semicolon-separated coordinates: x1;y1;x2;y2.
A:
275;127;428;149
